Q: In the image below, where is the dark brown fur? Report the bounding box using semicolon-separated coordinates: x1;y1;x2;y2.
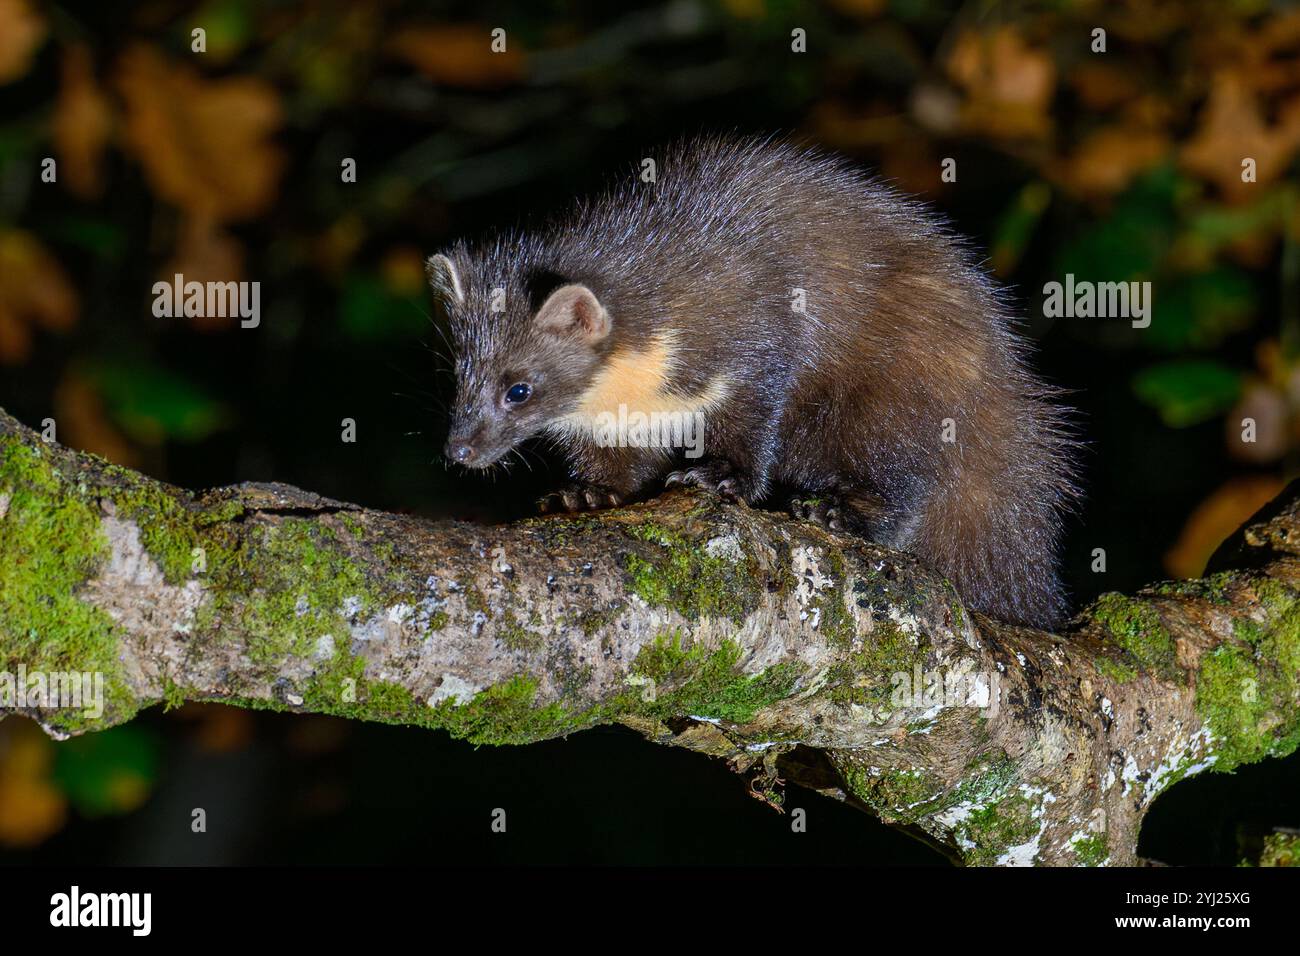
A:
432;136;1078;629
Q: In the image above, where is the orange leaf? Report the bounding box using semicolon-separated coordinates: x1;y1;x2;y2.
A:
382;245;431;296
0;0;46;85
946;28;1054;140
1181;72;1300;202
182;704;255;753
389;25;525;88
0;305;30;364
162;216;246;331
1227;382;1287;464
0;230;78;364
1164;475;1286;579
1056;125;1170;197
52;45;113;199
53;370;140;467
0;721;67;848
1069;62;1139;111
825;0;887;16
116;45;285;223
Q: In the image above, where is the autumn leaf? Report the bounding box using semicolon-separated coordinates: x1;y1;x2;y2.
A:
170;703;255;753
946;27;1054;140
53;369;141;468
313;214;365;278
1056;125;1170;197
162;215;246;331
115;45;285;223
1181;71;1300;201
0;0;46;85
810;100;911;149
389;25;525;88
1165;475;1286;579
879;136;940;198
0;230;78;364
381;245;431;297
720;0;767;18
1069;62;1140;111
52;45;113;199
0;721;67;847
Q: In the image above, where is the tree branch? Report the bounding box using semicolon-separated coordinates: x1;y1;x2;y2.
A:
2;408;1298;866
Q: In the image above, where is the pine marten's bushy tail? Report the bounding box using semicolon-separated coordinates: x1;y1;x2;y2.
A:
910;386;1079;630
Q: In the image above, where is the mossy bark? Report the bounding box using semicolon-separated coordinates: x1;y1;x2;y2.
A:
2;408;1299;866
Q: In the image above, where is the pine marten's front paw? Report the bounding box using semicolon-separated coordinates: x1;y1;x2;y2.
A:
664;459;752;503
537;484;625;514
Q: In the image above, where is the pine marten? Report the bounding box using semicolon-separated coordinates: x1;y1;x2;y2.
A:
429;136;1078;629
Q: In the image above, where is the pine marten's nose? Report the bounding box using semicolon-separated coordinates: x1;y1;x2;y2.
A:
447;441;477;464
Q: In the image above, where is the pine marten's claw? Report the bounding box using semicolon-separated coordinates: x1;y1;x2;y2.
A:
664;462;748;504
789;495;845;531
538;484;624;514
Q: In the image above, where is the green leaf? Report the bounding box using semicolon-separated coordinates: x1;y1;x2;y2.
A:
1188;187;1294;248
991;180;1051;275
84;359;230;443
339;274;428;341
43;217;128;260
1132;360;1243;427
1054;165;1183;283
52;725;160;818
1146;267;1256;351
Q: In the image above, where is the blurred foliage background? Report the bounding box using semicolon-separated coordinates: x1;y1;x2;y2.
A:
1;0;1299;864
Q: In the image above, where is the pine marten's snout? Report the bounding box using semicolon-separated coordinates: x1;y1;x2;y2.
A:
444;416;509;468
444;381;543;468
443;395;502;467
444;435;479;465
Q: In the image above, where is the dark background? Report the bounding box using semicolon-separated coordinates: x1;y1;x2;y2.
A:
1;0;1298;864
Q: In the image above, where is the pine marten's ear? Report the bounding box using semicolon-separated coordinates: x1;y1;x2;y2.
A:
534;284;610;343
426;254;464;306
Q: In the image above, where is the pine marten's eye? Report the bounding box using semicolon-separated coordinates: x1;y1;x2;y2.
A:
505;382;532;405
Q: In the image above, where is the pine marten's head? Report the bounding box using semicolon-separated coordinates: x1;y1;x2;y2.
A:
428;250;612;468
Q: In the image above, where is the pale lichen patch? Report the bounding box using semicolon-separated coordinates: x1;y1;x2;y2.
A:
791;545;832;614
428;673;484;707
313;634;336;661
76;515;205;702
704;534;744;561
885;606;925;640
993;785;1053;867
1142;725;1217;803
933;801;981;849
81;515;205;691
